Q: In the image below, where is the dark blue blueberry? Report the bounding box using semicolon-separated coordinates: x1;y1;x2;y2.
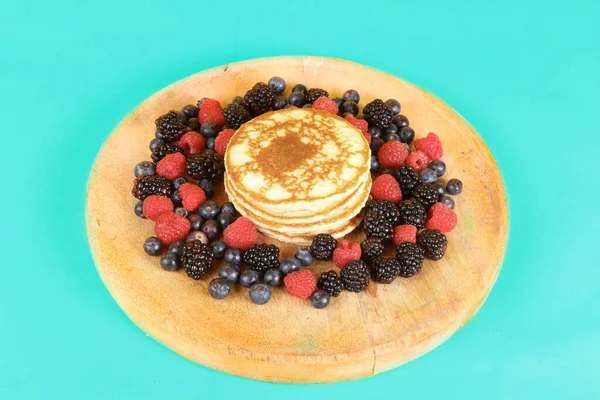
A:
188;214;203;231
302;103;312;108
149;138;165;151
217;213;236;230
200;122;219;138
143;237;163;256
175;110;188;125
288;92;307;107
433;183;446;198
249;283;272;305
201;219;221;241
384;133;401;142
341;101;359;116
174;207;189;218
399;127;415;143
291;84;307;94
211;240;227;259
392;114;409;129
197;97;208;109
232;96;244;106
171;191;182;207
220;202;237;216
160;252;180;271
168;241;184;257
198;179;215;198
419;168;437;184
294;248;313;266
199;200;220;219
219;264;240;283
240;269;259;288
384;123;398;136
224;248;243;265
272;95;287;110
370;138;385;155
311;289;331;309
187;117;200;131
279;257;301;275
268;76;286;94
368;126;382;139
342;89;360;103
182;104;199;119
208;278;231;299
173;176;188;190
446;179;463;195
441;195;455;209
206;137;215;150
428;160;446;177
134;161;156;177
332;97;344;109
264;269;283;287
134;201;145;218
370;156;380;172
186;231;208;244
385;99;401;115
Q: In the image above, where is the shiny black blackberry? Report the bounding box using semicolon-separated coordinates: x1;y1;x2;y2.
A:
131;175;173;200
155;111;187;142
243;82;274;115
340;260;370;292
360;237;385;263
305;88;329;103
310;234;338;260
151;143;184;163
394;165;421;198
186;150;225;182
181;240;214;280
398;199;427;228
223;103;252;129
371;257;401;283
243;243;280;272
363;99;394;130
417;229;448;260
396;242;425;277
365;200;400;226
317;270;344;297
413;183;440;209
363;213;393;240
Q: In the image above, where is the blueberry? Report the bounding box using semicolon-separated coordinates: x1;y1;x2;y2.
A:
200;122;219;138
441;195;455;209
199;200;220;219
392;114;409;129
384;123;398;136
174;207;189;218
384;133;401;142
240;269;259;288
211;240;227;259
224;248;242;265
264;269;283;287
342;89;360;103
279;257;301;275
217;213;236;230
160;252;180;271
201;219;221;241
332;97;344;109
428;160;446;177
420;168;437;184
302;104;312;108
168;241;184;257
173;176;187;190
446;179;463;195
206;137;215;150
134;201;145;218
249;283;272;305
294;248;313;266
288;92;307;107
268;76;286;94
311;290;331;309
368;126;382;139
370;155;380;172
291;84;307;94
219;264;240;283
197;97;208;109
149;138;165;151
188;214;203;231
171;191;182;207
144;237;163;256
134;161;156;178
283;104;295;109
232;96;244;106
433;183;446;199
182;104;199;118
220;202;237;216
399;127;415;143
208;278;231;300
198;179;215;198
187;117;201;132
272;95;287;110
175;110;188;125
340;101;359;116
186;231;208;244
370;138;385;156
385;99;401;115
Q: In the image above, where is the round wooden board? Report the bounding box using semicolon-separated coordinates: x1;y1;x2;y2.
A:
86;57;508;383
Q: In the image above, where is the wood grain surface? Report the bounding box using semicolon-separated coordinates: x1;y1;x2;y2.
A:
86;57;508;383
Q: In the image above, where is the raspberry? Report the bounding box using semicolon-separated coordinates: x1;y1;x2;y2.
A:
371;174;402;203
223;216;257;251
344;114;369;134
214;129;235;157
199;99;226;127
142;195;174;221
405;150;430;172
312;96;338;114
154;212;191;245
378;141;409;169
425;202;457;233
362;131;372;145
393;224;417;245
414;132;443;160
332;239;362;269
284;270;317;300
178;131;206;156
156;152;186;180
179;183;206;212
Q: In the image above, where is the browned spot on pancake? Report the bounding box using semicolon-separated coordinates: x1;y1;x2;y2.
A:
255;132;318;178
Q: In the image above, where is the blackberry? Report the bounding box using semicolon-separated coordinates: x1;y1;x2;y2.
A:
186;150;225;182
394;165;420;197
413;183;440;209
309;234;338;260
365;200;400;225
155;111;186;142
396;242;425;277
340;260;370;292
243;243;280;272
371;257;400;283
417;229;448;260
317;270;344;297
360;237;385;263
243;82;274;115
305;88;329;103
398;199;427;228
223;103;252;129
181;240;214;280
151;143;184;163
132;175;173;200
363;213;393;240
363;99;394;130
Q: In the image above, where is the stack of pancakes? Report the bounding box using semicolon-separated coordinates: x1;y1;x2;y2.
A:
224;108;372;245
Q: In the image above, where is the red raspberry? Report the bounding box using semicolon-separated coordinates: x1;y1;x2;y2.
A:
344;114;369;134
371;174;402;203
154;212;191;245
426;202;457;233
363;131;372;145
332;239;362;269
414;132;443;160
378;141;409;169
393;225;417;245
214;129;235;157
179;183;206;212
199;98;226;127
178;131;205;156
156;152;186;180
223;217;257;251
405;150;430;172
142;195;174;221
284;270;317;300
312;96;338;114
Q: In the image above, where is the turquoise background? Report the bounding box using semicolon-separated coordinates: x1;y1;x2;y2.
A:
1;0;599;398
